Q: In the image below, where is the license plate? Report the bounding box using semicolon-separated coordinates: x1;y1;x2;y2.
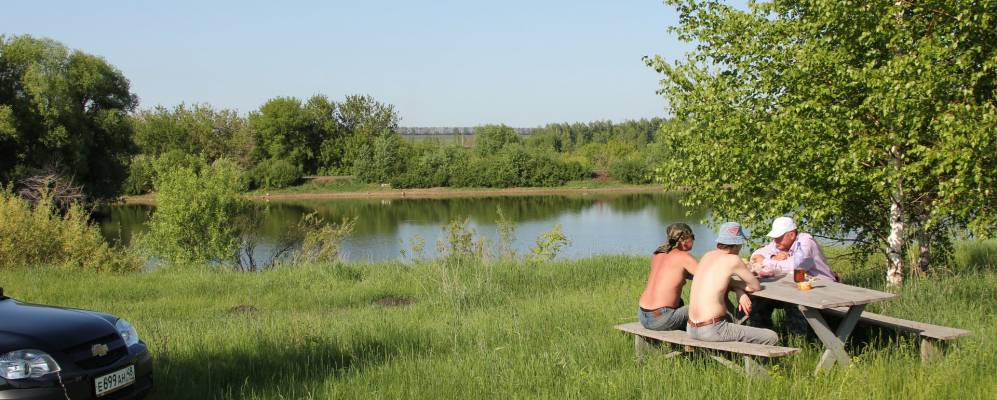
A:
94;365;135;397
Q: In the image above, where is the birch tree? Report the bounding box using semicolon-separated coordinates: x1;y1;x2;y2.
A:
648;0;997;284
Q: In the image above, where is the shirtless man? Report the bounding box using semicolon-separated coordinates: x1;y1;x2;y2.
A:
686;222;779;345
637;223;698;331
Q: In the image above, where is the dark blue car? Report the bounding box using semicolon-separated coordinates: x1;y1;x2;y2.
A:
0;288;153;399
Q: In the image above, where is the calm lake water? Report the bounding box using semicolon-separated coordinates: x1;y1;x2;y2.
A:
98;192;727;263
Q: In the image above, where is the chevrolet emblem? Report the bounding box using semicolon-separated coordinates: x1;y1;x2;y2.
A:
91;343;109;357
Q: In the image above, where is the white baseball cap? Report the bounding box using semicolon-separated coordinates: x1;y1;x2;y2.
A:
766;216;797;238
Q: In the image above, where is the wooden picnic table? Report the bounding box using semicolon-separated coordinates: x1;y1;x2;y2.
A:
744;275;897;373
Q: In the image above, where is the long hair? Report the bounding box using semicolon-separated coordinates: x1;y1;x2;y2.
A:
654;223;694;254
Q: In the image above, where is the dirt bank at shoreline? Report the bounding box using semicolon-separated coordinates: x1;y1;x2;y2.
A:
120;185;666;205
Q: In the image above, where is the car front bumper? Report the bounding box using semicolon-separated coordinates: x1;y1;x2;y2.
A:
0;345;153;400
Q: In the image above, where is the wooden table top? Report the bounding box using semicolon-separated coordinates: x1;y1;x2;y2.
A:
749;276;897;309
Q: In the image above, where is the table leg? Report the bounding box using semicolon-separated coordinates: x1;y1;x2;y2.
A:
799;304;865;372
819;304;866;369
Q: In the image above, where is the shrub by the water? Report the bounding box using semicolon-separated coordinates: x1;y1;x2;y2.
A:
251;158;301;189
292;213;357;265
0;189;140;271
352;133;407;184
390;147;461;188
529;224;571;262
143;159;246;266
448;155;492;188
609;158;652;184
444;148;587;189
387;141;587;189
122;154;156;195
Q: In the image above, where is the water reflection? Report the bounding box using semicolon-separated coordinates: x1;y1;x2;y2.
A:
98;192;718;263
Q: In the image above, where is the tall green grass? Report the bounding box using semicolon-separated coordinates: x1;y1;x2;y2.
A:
3;242;995;399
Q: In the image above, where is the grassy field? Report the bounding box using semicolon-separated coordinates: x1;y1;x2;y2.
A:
3;241;996;399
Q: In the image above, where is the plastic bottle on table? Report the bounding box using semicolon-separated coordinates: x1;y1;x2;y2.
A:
792;241;805;282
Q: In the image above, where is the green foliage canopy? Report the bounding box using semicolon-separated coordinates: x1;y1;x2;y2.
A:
0;35;138;198
143;158;246;266
352;132;407;183
249;97;319;173
247;94;398;175
474;124;521;156
648;0;997;279
132;103;254;167
251;158;302;190
526;118;667;153
334;94;400;173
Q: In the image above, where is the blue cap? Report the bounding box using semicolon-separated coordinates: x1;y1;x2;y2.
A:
716;222;748;245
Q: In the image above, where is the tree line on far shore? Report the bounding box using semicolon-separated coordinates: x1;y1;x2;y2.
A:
1;34;674;201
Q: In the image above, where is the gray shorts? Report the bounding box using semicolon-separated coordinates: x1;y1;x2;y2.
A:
638;301;688;331
687;319;779;345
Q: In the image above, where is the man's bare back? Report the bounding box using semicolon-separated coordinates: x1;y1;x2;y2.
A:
688;249;760;323
638;250;697;310
685;222;779;345
637;223;697;331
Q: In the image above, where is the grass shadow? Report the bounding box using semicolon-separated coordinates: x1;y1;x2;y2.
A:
147;336;419;400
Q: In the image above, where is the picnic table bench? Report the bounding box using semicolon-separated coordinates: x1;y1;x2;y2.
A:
823;306;971;362
614;322;800;379
617;276;971;377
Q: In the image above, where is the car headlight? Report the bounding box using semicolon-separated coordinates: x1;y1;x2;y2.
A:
115;319;140;347
0;350;61;380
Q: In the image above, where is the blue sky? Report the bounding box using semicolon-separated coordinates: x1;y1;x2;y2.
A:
2;1;712;127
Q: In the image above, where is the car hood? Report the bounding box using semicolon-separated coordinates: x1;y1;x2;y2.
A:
0;298;118;352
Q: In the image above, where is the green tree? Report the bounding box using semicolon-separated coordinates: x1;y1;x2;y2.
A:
334;94;400;172
337;94;399;137
248;97;316;173
648;0;997;284
353;132;407;183
474;124;521;156
306;95;345;173
143;158;246;266
0;35;138;198
248;94;389;175
132;103;252;166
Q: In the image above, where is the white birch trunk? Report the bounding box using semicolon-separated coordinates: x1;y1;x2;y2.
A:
886;3;911;285
886;199;905;285
886;145;905;286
